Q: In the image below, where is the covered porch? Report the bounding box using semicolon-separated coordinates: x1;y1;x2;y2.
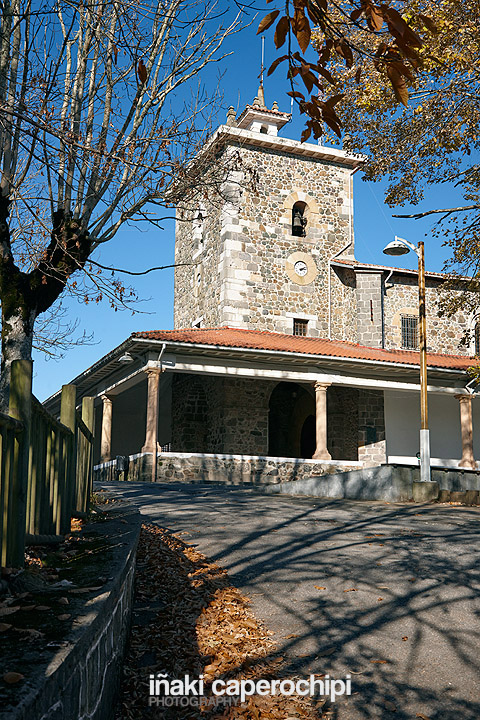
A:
42;328;480;485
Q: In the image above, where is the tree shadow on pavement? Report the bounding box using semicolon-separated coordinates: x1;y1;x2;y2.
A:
105;481;480;720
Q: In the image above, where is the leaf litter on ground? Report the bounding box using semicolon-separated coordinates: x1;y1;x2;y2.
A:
117;523;332;719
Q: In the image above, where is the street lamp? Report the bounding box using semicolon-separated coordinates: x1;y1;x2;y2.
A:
383;236;431;483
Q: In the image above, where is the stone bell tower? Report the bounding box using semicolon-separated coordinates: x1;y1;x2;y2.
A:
174;89;362;339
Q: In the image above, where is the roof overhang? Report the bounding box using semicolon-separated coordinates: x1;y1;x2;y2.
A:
43;333;473;417
207;125;365;169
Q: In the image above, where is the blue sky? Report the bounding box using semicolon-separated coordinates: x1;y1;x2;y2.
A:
33;18;459;401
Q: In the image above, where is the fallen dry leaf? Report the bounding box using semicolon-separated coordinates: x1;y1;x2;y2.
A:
402;636;408;641
57;614;71;621
58;597;69;605
314;585;326;590
0;606;20;617
3;672;24;684
377;597;383;602
344;588;358;592
318;647;336;656
371;660;388;664
34;605;50;611
416;715;431;720
0;623;12;632
14;627;43;639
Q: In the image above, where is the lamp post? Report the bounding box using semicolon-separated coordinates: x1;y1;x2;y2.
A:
383;236;431;483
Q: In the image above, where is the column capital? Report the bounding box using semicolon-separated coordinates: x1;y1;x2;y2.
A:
144;366;164;378
313;381;331;391
100;393;113;404
455;393;472;403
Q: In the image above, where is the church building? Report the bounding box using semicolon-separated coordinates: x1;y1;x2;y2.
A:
44;93;480;486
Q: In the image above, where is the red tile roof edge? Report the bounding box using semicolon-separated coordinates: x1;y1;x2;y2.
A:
237;104;291;119
131;327;474;371
332;257;461;280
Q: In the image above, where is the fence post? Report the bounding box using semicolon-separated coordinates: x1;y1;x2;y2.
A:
60;384;76;534
8;359;32;567
81;397;94;512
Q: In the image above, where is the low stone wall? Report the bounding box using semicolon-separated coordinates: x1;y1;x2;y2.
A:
265;464;480;502
94;452;363;485
2;508;141;720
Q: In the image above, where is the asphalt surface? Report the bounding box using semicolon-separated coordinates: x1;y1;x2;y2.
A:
100;481;480;720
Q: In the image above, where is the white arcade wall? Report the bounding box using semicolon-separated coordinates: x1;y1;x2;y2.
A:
384;390;480;468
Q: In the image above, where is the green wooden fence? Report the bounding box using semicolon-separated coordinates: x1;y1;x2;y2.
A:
0;360;94;568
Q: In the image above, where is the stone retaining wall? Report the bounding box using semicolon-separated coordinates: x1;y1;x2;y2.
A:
94;452;362;485
1;508;141;720
265;464;480;503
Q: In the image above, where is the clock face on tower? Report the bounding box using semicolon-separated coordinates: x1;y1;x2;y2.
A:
294;260;308;277
285;251;318;286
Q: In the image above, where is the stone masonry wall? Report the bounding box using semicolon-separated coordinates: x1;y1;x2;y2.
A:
328;386;359;461
171;373;272;455
358;389;386;466
356;271;384;348
174;138;357;341
383;275;475;355
120;451;361;484
331;267;358;343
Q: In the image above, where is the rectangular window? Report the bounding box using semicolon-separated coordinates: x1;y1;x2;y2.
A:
293;318;308;336
401;315;418;350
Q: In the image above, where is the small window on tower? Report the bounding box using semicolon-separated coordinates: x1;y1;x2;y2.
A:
293;318;308;336
292;201;307;237
475;323;480;356
401;315;418;350
193;207;205;248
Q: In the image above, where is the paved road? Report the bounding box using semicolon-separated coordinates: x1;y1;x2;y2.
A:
101;481;480;720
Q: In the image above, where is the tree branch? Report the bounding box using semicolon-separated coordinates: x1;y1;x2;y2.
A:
393;205;480;220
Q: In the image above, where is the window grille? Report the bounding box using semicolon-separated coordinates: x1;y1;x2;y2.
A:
401;315;418;350
293;318;308;336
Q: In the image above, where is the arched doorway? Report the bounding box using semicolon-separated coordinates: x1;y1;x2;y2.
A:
268;382;315;458
300;414;316;459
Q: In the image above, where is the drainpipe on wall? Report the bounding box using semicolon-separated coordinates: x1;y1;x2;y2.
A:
382;269;394;348
328;165;360;340
328;240;352;340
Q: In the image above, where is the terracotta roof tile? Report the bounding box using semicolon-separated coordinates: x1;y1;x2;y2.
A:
332;257;454;280
239;104;291;119
132;327;473;371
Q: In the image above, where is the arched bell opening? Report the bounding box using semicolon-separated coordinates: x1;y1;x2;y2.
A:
292;201;307;237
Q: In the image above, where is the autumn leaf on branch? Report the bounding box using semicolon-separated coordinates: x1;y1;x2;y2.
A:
257;0;435;139
136;59;147;84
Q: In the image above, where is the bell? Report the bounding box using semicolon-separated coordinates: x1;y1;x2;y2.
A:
292;209;305;236
293;210;304;232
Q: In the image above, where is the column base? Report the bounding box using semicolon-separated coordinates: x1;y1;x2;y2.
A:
141;443;162;454
459;458;477;470
312;450;332;461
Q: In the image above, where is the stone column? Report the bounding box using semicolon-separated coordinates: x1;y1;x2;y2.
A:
312;381;331;460
100;395;113;462
455;394;476;469
142;368;162;453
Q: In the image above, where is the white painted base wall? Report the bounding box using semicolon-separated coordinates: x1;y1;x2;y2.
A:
384;390;480;464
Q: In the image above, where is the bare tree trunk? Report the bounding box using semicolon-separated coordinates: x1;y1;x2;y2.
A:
0;304;35;411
